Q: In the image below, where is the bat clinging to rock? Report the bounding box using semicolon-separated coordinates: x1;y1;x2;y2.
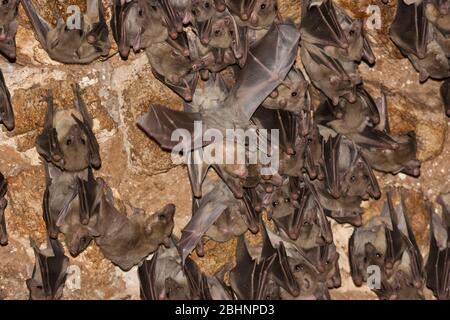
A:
21;0;111;64
0;69;14;131
0;0;18;60
26;238;69;300
0;173;8;245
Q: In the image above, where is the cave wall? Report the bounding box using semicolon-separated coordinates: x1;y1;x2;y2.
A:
0;0;448;299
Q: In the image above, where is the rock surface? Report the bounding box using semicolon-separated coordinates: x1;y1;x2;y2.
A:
0;0;448;300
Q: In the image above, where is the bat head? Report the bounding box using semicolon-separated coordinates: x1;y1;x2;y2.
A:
47;20;83;53
288;252;322;297
0;0;18;42
190;0;216;22
119;0;167;57
249;0;279;29
301;125;323;180
207;13;235;49
144;204;176;243
341;19;364;62
0;174;7;245
0;70;14;131
342;150;380;199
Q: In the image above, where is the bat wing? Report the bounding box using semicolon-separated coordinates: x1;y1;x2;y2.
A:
187;149;210;198
137;104;207;152
441;79;450;117
357;86;380;125
138;252;159;300
348;230;364;286
0;69;14;130
383;193;406;266
76;167;101;225
230;236;276;300
323;134;342;199
21;0;51;51
0;172;7;245
183;257;212;300
300;0;348;48
390;0;429;59
241;187;261;233
178;186;228;263
110;0;122;44
35;92;64;167
260;222;300;297
85;0;110;54
351;127;399;150
252;106;298;155
227;20;300;120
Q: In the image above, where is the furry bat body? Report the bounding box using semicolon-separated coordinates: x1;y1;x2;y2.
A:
349;190;425;299
0;173;8;245
0;0;18;60
138;237;213;300
425;193;450;300
0;69;15;131
21;0;111;64
26;238;69;300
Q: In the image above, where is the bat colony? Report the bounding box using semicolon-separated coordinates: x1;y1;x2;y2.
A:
0;0;449;300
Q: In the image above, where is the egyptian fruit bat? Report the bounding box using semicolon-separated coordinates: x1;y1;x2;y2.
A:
425;193;450;300
21;0;111;64
226;0;280;30
26;238;69;300
349;190;425;299
0;172;8;245
0;69;14;131
0;0;18;60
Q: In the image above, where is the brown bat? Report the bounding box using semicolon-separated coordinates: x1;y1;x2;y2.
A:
349;190;425;299
226;0;280;30
26;237;69;300
0;172;8;246
0;69;14;131
21;0;111;64
36;84;101;172
425;193;450;300
0;0;18;60
138;237;212;300
390;0;450;82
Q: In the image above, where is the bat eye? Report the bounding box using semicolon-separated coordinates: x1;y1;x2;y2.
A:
325;260;330;265
307;138;313;144
260;3;266;9
158;214;166;222
284;198;290;203
349;30;355;37
214;29;220;36
291;91;297;97
151;5;157;11
81;138;86;145
376;253;381;258
191;9;196;15
138;9;143;17
350;175;356;182
303;221;308;225
272;201;279;207
204;1;210;8
66;139;72;146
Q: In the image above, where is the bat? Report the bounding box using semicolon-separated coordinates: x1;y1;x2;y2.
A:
138;20;300;150
226;0;280;30
86;178;176;271
138;237;212;299
390;0;450;82
349;189;425;299
21;0;111;64
440;78;450;117
305;242;341;289
425;193;450;300
426;0;450;36
0;0;18;60
26;237;69;300
359;93;421;177
160;0;191;39
0;172;8;245
229;235;279;299
36;84;101;172
178;179;257;264
0;69;14;131
262;67;311;114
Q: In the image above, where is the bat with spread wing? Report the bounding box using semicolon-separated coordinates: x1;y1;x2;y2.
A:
0;0;18;60
21;0;111;64
26;237;69;300
0;172;8;245
137;20;300;151
0;69;14;131
425;193;450;300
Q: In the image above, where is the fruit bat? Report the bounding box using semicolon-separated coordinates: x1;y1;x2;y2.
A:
262;67;311;114
0;172;8;245
229;235;280;299
349;190;425;300
390;0;450;82
226;0;280;30
26;237;69;300
359;93;421;177
0;0;18;60
138;237;211;300
425;193;450;300
0;69;14;131
178;179;258;264
21;0;111;64
440;78;450;117
138;20;300;151
36;84;101;172
305;242;341;289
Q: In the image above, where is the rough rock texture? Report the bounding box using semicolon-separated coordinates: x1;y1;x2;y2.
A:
0;0;448;300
